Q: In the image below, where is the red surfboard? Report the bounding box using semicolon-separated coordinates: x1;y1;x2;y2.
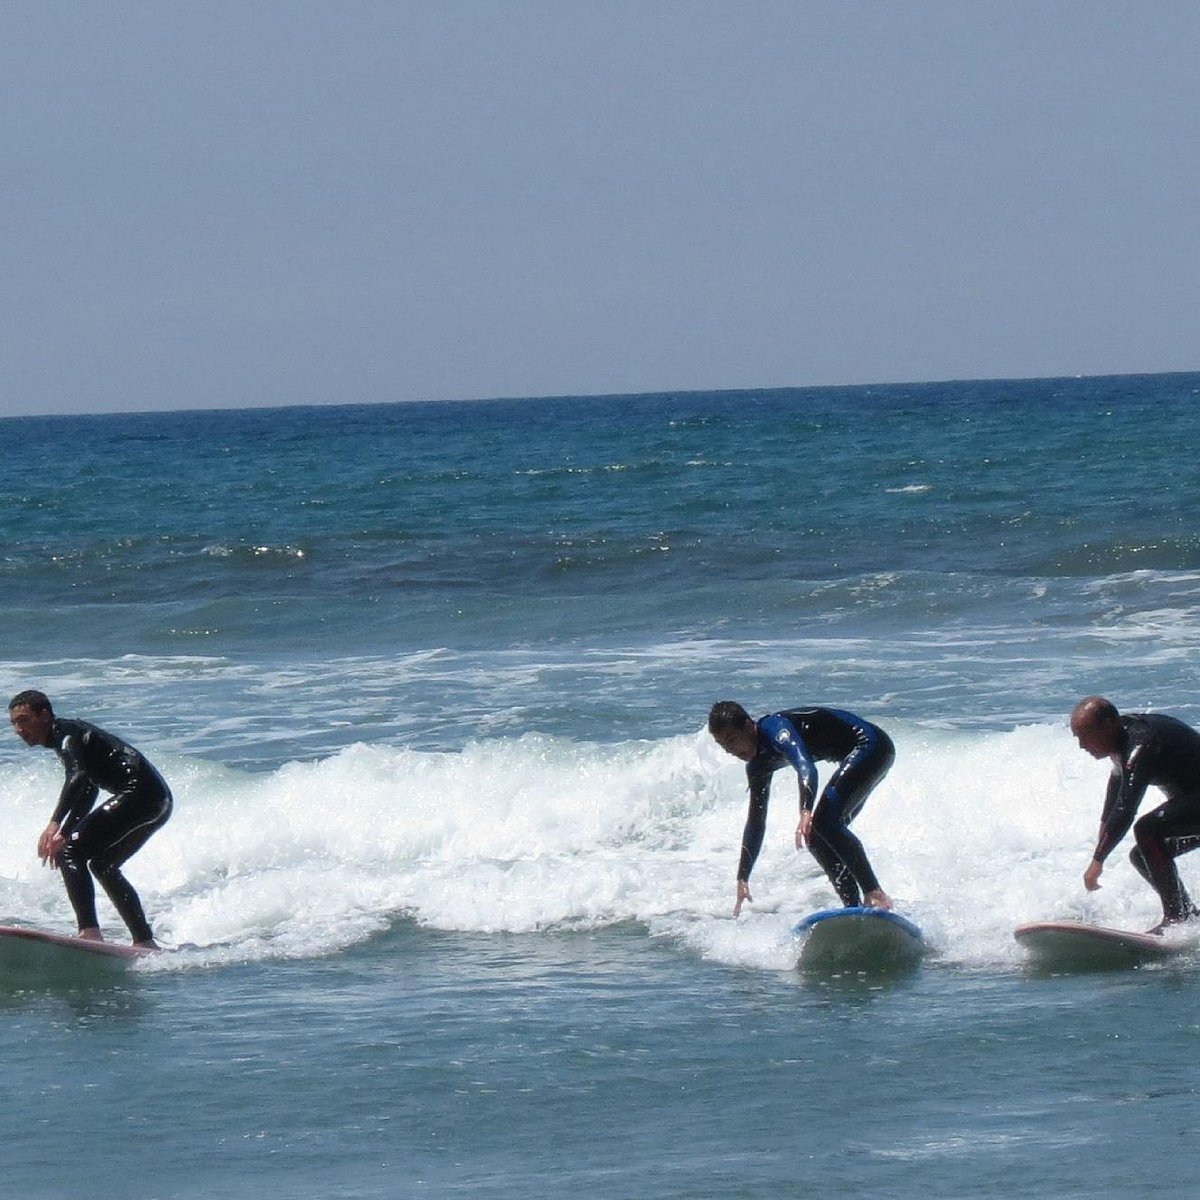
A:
0;924;153;983
1014;919;1196;968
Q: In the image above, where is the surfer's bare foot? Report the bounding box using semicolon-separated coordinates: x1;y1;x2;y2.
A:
1145;912;1196;934
133;939;161;951
78;927;103;942
1145;917;1189;936
863;889;893;910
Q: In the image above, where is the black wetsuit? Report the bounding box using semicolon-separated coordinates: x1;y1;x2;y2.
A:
48;718;173;943
1093;712;1200;923
739;707;894;907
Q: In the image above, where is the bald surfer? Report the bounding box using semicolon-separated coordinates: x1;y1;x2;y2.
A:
8;690;172;948
708;700;894;917
1071;695;1200;932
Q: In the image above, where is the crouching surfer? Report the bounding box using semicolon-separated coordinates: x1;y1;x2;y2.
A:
8;690;172;948
1071;695;1200;933
707;700;894;917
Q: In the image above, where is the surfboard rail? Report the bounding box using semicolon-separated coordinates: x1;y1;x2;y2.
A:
792;905;923;940
0;924;148;959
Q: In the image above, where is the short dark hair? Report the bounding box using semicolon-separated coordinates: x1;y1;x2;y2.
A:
8;689;53;716
708;700;752;735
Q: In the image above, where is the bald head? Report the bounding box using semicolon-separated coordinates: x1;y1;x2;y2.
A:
1070;696;1124;759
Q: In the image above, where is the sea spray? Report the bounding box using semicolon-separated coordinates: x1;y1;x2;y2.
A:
0;722;1161;971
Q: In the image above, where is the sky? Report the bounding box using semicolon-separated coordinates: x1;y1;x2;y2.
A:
1;1;1197;417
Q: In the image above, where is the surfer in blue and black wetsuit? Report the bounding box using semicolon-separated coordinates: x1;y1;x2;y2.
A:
708;700;895;917
1071;695;1200;932
8;690;172;948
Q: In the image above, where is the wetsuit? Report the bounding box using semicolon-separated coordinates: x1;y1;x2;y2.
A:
48;718;173;943
739;707;894;907
1093;712;1200;923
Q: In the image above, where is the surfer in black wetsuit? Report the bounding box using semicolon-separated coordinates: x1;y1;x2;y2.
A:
8;690;172;948
708;700;895;917
1072;695;1200;932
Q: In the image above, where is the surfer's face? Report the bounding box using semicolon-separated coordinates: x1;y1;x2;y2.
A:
712;721;758;762
9;704;52;747
1071;714;1120;759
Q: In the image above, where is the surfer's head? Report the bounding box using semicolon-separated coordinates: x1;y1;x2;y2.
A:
708;700;758;761
8;690;54;747
1070;695;1123;759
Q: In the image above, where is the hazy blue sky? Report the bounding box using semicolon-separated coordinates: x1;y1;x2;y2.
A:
2;2;1197;416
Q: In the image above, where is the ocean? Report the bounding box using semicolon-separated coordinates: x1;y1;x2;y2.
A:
1;372;1199;1198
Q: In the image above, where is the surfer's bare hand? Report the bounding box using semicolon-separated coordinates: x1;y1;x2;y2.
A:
795;811;813;849
733;880;752;917
1084;859;1103;891
37;821;63;867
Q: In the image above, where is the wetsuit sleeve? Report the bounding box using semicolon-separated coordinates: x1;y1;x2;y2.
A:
51;731;100;830
758;715;818;810
737;773;770;883
1093;744;1153;863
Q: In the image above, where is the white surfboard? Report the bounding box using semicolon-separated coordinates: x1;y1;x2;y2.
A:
792;906;924;971
0;924;151;985
1014;919;1198;969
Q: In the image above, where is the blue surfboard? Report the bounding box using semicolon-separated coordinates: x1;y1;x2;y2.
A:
792;906;924;970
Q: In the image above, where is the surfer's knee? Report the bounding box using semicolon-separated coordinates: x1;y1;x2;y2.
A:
1133;811;1163;845
88;857;121;884
1129;845;1151;880
57;842;87;875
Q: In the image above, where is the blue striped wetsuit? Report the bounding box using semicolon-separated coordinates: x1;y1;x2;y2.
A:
739;707;894;907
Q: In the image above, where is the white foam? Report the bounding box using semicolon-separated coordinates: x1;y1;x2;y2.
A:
0;721;1167;972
